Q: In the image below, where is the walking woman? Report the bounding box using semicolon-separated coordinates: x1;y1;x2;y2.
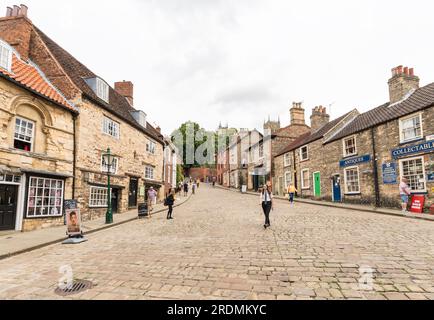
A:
166;189;176;220
260;185;274;229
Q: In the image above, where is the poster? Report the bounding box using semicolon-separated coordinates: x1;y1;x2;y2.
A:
382;163;398;185
66;209;82;236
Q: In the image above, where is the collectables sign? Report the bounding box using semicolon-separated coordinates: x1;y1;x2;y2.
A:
392;140;434;159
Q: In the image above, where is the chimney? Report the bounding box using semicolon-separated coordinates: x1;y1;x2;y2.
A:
0;4;33;61
290;101;306;126
310;106;330;131
114;81;134;106
388;65;420;104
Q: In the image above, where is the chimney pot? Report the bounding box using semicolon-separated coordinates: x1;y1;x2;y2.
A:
12;5;20;16
397;65;403;74
6;7;13;17
19;4;28;16
404;67;409;75
409;68;414;76
114;81;134;106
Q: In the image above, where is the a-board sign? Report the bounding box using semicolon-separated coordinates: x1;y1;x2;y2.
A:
138;203;148;217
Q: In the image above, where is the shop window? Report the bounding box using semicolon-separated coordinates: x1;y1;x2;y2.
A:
301;169;310;189
343;136;357;157
400;157;426;192
344;167;360;194
89;187;109;208
399;113;423;143
14;117;34;152
27;177;64;217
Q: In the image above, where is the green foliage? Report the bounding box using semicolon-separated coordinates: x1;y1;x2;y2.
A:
176;165;185;185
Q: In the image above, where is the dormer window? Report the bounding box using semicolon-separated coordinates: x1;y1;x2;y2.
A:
96;78;109;103
131;110;147;128
84;77;109;103
0;40;12;72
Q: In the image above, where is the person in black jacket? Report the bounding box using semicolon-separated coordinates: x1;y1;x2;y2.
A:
166;189;176;220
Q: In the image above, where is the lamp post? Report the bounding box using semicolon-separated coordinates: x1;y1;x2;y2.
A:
103;148;114;224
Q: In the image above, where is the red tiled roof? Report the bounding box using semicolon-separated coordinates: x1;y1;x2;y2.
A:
0;53;77;113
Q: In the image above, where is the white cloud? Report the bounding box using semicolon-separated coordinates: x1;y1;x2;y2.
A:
7;0;434;133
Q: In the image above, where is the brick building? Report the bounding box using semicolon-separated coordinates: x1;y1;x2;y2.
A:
275;66;434;212
163;136;179;195
248;102;311;192
216;148;229;187
0;27;78;231
0;5;165;226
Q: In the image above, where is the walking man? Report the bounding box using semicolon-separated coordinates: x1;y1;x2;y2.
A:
147;187;157;218
260;185;274;229
399;177;412;213
183;181;189;197
287;184;297;206
192;181;197;195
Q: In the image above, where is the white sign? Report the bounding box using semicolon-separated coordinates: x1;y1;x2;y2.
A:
426;135;434;142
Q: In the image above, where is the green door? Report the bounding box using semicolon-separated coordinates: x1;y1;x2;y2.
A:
314;172;321;197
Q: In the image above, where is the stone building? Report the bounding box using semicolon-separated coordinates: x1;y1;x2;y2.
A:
216;148;229;187
163;136;178;195
0;32;78;231
248;102;311;192
275;65;434;212
0;6;165;224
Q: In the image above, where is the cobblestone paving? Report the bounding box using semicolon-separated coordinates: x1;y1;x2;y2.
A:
0;186;433;300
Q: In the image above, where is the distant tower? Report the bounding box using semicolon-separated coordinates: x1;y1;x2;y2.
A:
264;115;281;134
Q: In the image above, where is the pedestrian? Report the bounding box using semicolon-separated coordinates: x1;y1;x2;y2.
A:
399;177;412;213
183;181;189;197
147;187;157;218
166;189;176;220
178;183;183;196
192;181;197;195
196;179;200;189
260;185;274;229
287;184;297;206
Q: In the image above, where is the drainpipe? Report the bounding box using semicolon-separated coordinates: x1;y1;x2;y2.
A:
371;127;381;208
72;113;77;200
293;150;299;197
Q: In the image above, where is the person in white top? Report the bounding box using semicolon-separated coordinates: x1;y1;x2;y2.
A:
399;177;412;213
260;185;274;229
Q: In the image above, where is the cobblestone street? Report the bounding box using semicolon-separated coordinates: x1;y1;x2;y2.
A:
0;185;433;300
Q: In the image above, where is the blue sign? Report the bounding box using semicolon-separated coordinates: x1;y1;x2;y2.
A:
428;173;434;182
392;140;434;159
382;162;398;184
340;155;372;168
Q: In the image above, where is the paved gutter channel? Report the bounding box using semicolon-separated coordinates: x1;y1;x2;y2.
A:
216;185;434;222
0;194;193;261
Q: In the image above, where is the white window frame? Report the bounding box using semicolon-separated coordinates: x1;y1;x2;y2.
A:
102;116;120;139
284;171;292;188
26;177;64;218
344;166;361;195
101;155;119;175
300;145;309;161
0;40;12;72
14;117;35;152
145;166;155;180
399;156;426;193
301;169;310;190
259;144;264;159
96;78;109;103
399;113;423;144
146;140;156;155
343;135;357;157
284;153;292;167
89;186;110;208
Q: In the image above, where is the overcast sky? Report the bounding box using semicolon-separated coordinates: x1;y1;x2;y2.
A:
5;0;434;134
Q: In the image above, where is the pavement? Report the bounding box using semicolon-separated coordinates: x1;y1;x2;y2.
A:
218;186;434;222
0;184;433;300
0;193;192;260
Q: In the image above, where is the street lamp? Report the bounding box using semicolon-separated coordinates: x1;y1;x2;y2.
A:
102;148;115;224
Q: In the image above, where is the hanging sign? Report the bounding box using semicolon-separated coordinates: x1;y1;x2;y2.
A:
392;140;434;159
382;162;398;184
340;155;371;168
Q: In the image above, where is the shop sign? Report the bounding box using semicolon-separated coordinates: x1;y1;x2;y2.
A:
410;195;425;214
340;155;371;168
392;140;434;159
382;163;398;184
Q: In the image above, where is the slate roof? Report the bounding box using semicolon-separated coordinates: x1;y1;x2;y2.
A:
275;132;311;157
0;52;77;113
33;27;164;143
327;82;434;143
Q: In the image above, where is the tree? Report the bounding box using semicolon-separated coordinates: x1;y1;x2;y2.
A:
176;165;185;184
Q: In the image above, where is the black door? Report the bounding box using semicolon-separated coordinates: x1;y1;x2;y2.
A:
129;178;138;208
0;185;18;231
111;188;119;214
